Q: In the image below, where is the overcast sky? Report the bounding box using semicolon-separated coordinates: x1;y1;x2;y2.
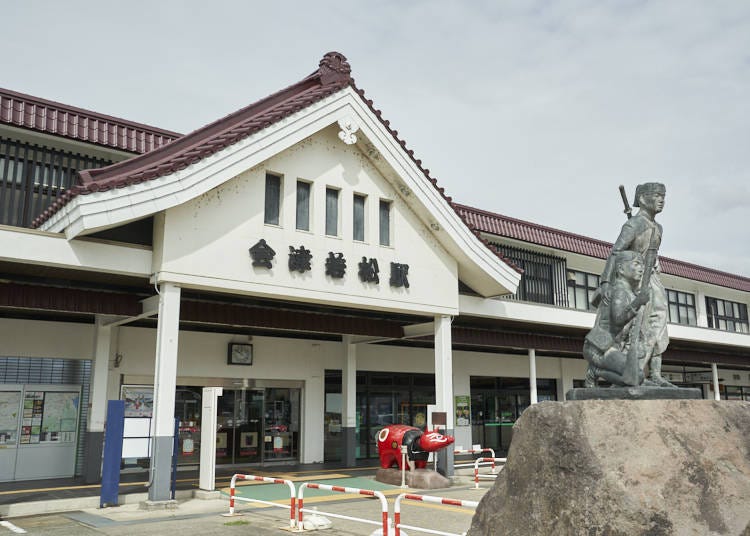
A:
5;1;750;276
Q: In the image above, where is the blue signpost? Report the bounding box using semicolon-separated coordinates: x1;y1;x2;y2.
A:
100;400;125;507
100;401;180;506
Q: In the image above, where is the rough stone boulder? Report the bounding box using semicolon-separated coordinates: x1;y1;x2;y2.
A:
468;400;750;536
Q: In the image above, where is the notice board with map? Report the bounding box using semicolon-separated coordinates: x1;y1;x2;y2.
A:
0;391;22;446
20;390;79;444
3;385;82;481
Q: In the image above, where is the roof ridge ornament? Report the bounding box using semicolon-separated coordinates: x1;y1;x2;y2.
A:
318;52;352;85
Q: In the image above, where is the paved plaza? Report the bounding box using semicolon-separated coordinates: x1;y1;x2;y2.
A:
0;469;491;536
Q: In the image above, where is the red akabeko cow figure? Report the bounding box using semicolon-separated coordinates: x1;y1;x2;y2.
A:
377;424;455;470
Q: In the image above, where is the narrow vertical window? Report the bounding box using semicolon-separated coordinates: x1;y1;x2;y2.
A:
296;180;310;231
264;173;281;225
353;194;366;241
325;187;339;236
379;199;391;246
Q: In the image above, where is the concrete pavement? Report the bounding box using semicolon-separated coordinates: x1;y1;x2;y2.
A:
1;478;491;535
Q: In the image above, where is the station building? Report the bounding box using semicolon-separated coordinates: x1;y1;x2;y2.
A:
1;52;748;499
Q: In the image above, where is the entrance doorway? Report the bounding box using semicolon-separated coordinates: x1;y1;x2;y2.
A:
216;388;300;465
470;376;557;454
323;370;435;462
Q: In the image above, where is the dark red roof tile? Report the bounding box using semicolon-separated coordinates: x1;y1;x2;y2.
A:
455;204;750;293
0;87;180;153
27;52;522;277
31;52;352;229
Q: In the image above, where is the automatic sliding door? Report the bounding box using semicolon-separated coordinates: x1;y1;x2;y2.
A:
264;389;299;461
216;389;263;464
234;390;263;464
217;388;300;465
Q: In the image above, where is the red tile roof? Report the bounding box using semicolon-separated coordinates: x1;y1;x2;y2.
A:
30;52;353;229
21;52;745;292
27;52;521;274
0;87;180;154
456;203;750;293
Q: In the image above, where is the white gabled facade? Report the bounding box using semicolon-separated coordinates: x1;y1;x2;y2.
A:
154;126;461;315
40;86;520;299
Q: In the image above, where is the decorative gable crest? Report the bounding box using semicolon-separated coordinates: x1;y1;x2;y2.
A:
318;52;351;85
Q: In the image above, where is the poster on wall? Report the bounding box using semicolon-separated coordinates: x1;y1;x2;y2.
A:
239;432;258;456
20;392;44;443
216;432;228;457
40;392;80;443
455;395;471;426
121;386;154;417
0;391;22;445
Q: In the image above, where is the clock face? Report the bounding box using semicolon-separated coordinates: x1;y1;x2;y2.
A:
230;344;252;365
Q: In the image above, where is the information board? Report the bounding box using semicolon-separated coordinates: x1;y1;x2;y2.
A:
20;391;44;444
40;392;79;443
0;392;21;446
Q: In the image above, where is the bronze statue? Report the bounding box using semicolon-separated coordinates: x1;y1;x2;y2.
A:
585;183;675;388
584;251;650;386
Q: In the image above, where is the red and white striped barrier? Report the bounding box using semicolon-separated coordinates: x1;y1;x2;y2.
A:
394;493;479;536
454;448;497;472
473;457;506;488
223;473;297;529
296;482;389;534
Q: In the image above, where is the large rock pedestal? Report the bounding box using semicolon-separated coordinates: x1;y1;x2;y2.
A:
468;400;750;536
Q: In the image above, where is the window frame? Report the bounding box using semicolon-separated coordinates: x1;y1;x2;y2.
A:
353;193;366;242
379;199;391;247
295;179;311;231
264;172;282;226
566;270;600;311
666;289;697;326
1;137;113;228
325;187;340;237
706;296;749;333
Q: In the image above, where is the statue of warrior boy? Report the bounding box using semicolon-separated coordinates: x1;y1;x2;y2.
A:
584;183;676;388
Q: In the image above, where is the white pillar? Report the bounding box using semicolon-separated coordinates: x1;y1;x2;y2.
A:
434;315;454;429
434;315;454;476
342;335;357;466
149;282;181;502
199;387;223;491
711;363;721;401
529;348;538;404
84;316;113;483
696;290;708;328
89;316;113;433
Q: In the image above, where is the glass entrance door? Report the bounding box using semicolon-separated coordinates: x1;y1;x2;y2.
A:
470;376;558;455
216;388;299;465
263;388;299;461
216;389;263;465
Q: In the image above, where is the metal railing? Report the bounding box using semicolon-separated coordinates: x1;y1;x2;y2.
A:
223;473;296;529
296;482;389;534
394;493;479;536
473;457;506;488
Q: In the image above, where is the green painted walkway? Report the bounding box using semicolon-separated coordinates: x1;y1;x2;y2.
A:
226;476;397;502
